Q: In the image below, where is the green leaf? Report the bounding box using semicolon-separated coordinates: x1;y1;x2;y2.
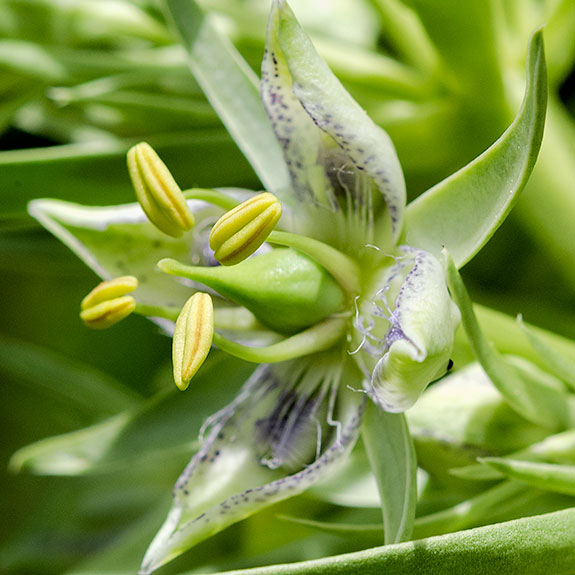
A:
165;0;290;194
403;29;547;269
362;403;417;544
405;0;504;96
183;508;575;575
0;334;139;420
0;132;256;225
284;478;571;541
445;253;573;432
10;354;254;475
518;315;575;390
471;305;575;371
481;458;575;496
451;429;575;481
408;362;549;483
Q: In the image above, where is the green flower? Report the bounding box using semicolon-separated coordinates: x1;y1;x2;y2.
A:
28;1;546;572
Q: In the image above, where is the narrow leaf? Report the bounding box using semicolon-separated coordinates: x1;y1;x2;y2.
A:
451;429;575;481
183;508;575;575
403;29;547;268
446;253;573;432
406;0;503;96
0;133;255;225
11;354;254;475
0;334;139;419
518;315;575;390
165;0;290;194
481;458;575;496
362;402;417;544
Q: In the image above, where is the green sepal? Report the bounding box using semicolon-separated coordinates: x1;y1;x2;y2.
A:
159;248;346;334
403;29;547;269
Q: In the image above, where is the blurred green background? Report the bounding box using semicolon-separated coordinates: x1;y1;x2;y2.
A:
0;0;573;573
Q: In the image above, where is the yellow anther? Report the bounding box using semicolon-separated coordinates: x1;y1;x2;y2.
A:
81;275;138;310
172;293;214;391
127;142;195;238
80;296;137;330
209;192;282;266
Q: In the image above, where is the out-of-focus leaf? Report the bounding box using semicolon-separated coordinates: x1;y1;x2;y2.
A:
0;0;171;46
446;254;573;432
0;334;139;418
362;404;417;544
451;430;575;481
368;0;437;71
481;458;575;496
408;362;549;483
472;305;575;370
518;315;575;390
403;29;546;268
407;0;503;97
182;508;575;575
165;0;291;194
0;132;257;224
10;354;254;475
281;477;575;542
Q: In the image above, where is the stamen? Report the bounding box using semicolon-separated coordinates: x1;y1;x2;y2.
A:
210;192;282;266
127;142;194;238
80;276;138;329
172;293;214;391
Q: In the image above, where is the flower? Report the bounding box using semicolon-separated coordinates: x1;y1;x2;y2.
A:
27;1;546;573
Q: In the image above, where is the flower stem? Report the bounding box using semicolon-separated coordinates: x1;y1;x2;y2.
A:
135;303;179;321
213;317;348;363
183;188;240;210
136;303;262;331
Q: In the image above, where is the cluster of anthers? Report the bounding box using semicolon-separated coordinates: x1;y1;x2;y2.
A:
81;141;364;390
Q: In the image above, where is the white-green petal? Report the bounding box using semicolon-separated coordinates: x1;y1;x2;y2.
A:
140;361;364;574
261;5;327;208
370;248;461;412
28;198;224;309
271;0;406;242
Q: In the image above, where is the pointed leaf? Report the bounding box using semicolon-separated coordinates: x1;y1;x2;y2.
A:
446;253;573;432
452;429;575;481
11;354;253;475
165;0;290;194
518;315;575;390
0;334;138;419
403;29;547;268
1;134;255;225
481;458;575;496
362;403;417;544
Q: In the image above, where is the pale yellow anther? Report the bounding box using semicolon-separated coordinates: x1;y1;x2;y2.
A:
172;293;214;391
81;275;138;310
209;192;282;266
80;296;137;330
127;142;195;238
